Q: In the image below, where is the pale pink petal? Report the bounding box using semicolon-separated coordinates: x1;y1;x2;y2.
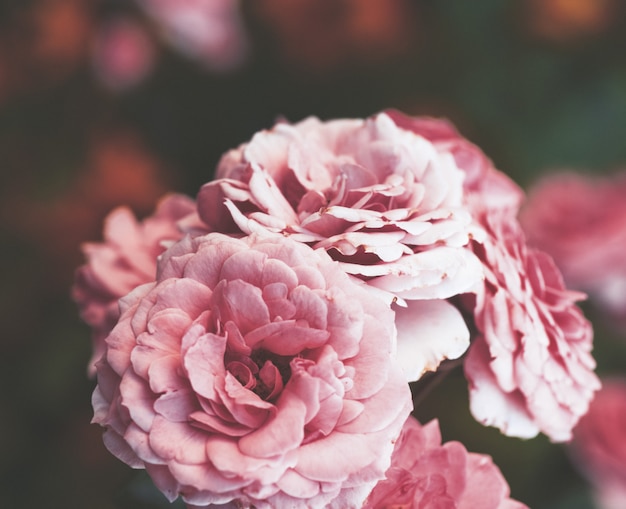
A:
394;299;470;382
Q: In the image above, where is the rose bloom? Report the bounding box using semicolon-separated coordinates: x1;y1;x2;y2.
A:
463;210;600;442
197;111;486;381
73;194;201;375
387;111;600;442
92;233;412;508
136;0;247;71
569;378;626;509
363;417;528;509
520;171;626;317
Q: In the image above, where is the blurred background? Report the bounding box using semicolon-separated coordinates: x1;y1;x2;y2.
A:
2;0;626;507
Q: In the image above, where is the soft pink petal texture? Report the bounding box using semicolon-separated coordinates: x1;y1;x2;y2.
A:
73;194;205;375
196;112;482;306
463;210;600;442
363;416;528;509
570;378;626;509
394;299;470;382
92;232;411;508
520;171;626;318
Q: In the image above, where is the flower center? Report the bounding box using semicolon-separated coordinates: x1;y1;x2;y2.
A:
224;348;292;401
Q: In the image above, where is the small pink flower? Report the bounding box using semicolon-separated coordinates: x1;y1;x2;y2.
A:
136;0;248;71
363;416;528;509
197;112;486;380
73;194;202;375
520;171;626;316
570;378;626;509
463;210;600;441
92;233;412;508
92;17;156;91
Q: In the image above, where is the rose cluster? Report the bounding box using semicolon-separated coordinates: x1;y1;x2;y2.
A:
76;110;600;507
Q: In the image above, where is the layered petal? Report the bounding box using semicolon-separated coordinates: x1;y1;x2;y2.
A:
463;210;600;441
196;112;481;305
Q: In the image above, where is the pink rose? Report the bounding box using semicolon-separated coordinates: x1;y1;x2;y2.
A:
363;416;528;509
520;171;626;316
197;111;486;380
136;0;248;71
570;378;626;509
92;233;412;508
463;209;600;441
73;193;202;375
199;112;481;296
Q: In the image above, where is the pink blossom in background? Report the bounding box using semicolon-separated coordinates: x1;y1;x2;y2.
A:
463;210;600;441
73;193;202;375
520;171;626;317
92;17;156;91
92;233;412;508
197;111;485;381
570;378;626;509
363;416;528;509
136;0;247;71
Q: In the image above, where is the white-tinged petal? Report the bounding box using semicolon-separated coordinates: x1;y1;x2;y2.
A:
363;247;484;300
395;299;470;382
465;339;540;439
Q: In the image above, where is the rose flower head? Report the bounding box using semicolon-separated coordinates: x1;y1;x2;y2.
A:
463;209;600;442
198;111;482;300
92;232;412;508
385;112;600;442
364;416;528;509
520;170;626;318
73;193;203;375
197;111;487;381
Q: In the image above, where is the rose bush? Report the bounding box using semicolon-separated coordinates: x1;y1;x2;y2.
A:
73;193;201;374
363;416;528;509
570;378;626;509
92;232;412;508
520;171;626;316
463;210;600;441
